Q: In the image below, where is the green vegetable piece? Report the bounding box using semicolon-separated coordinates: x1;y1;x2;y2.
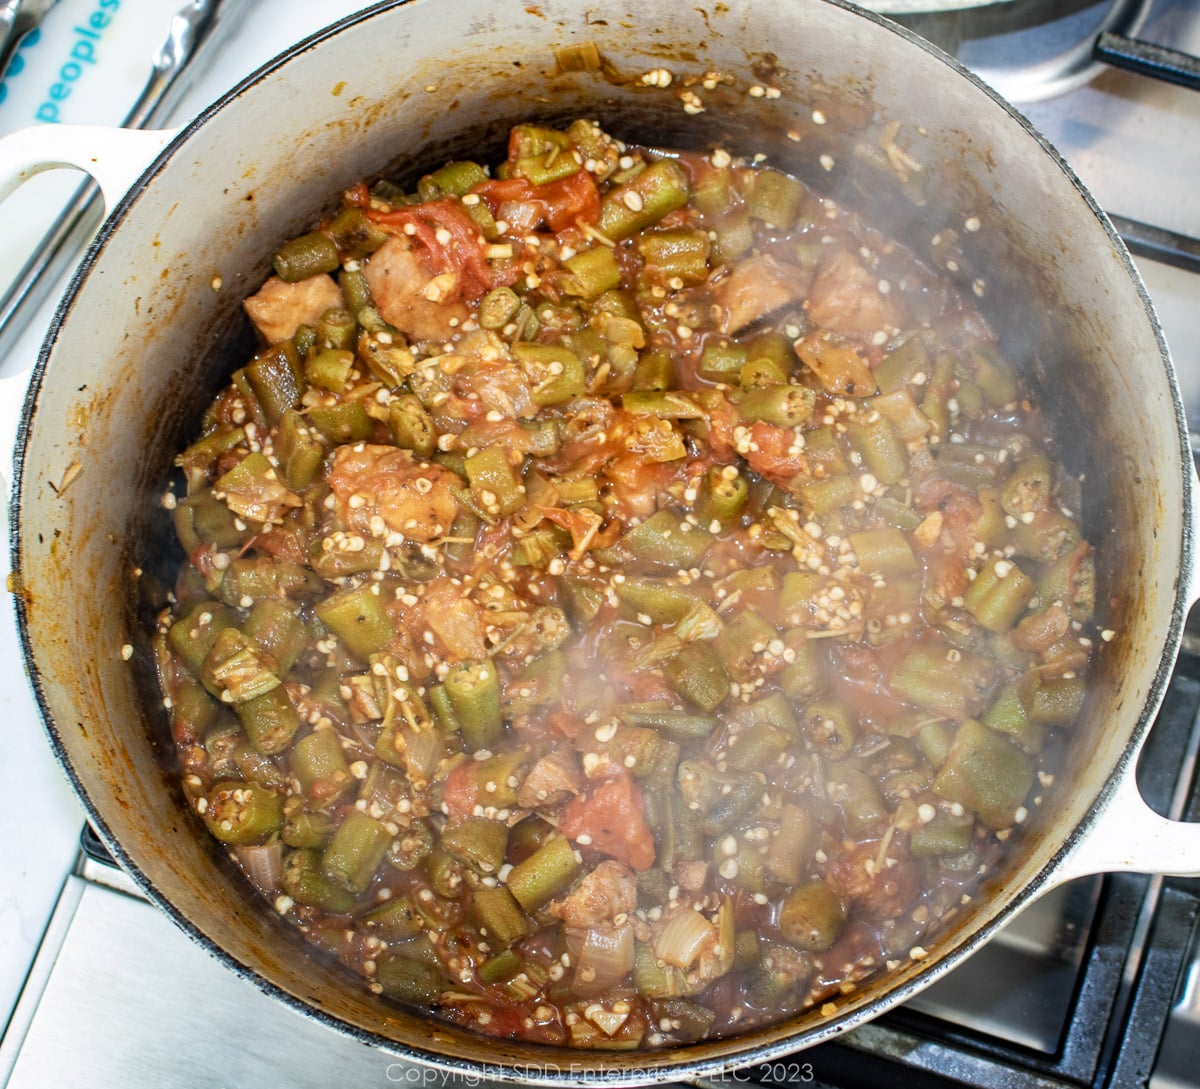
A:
315;307;358;351
326;206;389;260
620;390;704;419
618;510;714;569
201;780;283;844
933;718;1034;829
697;465;749;531
273;230;340;283
700;344;749;388
172;490;248;553
242;597;309;676
747;168;805;229
983;681;1045;753
305;347;355;393
440;818;509;875
614;575;702;624
282;848;356;913
598;159;690;240
315;583;394;661
478;949;524;984
847;416;907;485
1001;452;1053;517
245;341;304;425
321;811;392;892
1010;509;1081;564
465;445;526;517
617;705;716;743
713;608;775;678
778;632;827;701
363;894;424;941
387;394;436;458
677;760;761;835
282;806;333;849
236;685;302;755
290;727;352;799
307;400;374;444
513;342;586;406
470;885;530;946
274;409;325;491
443;659;504;751
376;952;444;1005
765;803;817;885
636;227;710;283
168;601;239;680
910;810;975;857
848;527;918;578
1019;671;1086;727
563;246;622;298
964;557;1036;632
664;643;730;712
203;626;280;704
778;881;846;951
420;159;489;199
735;384;815;427
506;835;581;912
479;285;522;329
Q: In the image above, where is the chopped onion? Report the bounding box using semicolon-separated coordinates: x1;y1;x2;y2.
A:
654;907;715;969
571;924;635;997
235;840;283;896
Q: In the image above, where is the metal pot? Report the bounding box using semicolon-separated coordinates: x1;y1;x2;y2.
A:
2;0;1198;1082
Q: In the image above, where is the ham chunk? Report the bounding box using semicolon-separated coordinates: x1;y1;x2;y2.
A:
546;860;638;928
327;444;459;542
517;748;585;809
243;274;343;345
362;235;470;342
712;254;810;335
806;249;906;336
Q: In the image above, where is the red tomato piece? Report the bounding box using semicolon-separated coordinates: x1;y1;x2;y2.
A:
368;198;493;300
472;169;600;235
558;773;656;870
441;760;480;822
745;421;810;483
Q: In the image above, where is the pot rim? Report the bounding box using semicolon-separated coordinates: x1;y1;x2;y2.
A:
9;0;1191;1081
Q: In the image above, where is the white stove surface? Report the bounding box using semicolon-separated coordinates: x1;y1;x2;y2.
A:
0;0;1198;1085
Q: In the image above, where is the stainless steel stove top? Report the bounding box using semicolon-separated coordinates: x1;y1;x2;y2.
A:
1;1;1199;1087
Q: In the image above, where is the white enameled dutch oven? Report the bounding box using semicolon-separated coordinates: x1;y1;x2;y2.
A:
1;0;1199;1083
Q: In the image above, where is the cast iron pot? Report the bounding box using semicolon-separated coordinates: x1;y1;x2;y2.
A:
2;0;1199;1082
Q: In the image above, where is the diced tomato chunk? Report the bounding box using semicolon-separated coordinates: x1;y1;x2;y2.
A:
558;773;655;870
472;169;600;235
441;760;479;822
368;198;494;300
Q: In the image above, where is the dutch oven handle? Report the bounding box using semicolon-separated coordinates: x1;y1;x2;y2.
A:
0;124;178;485
1049;474;1200;887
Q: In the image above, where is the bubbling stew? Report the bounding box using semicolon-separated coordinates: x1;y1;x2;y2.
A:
154;119;1098;1048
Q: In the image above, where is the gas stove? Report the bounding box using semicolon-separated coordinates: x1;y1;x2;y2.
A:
0;2;1198;1087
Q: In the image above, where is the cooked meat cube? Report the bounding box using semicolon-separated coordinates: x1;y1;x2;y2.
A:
243;273;343;345
362;235;470;342
713;254;810;335
547;860;638;928
806;249;905;336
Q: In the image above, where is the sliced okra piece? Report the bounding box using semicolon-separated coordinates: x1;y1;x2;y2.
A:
321;810;393;892
505;835;581;913
201;780;284;845
282;848;357;913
